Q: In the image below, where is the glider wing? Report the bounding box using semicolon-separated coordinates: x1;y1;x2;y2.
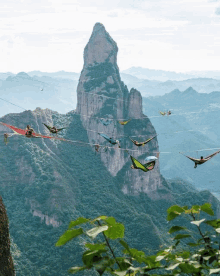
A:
129;135;157;147
0;122;66;141
204;150;220;160
43;123;52;131
118;119;131;125
98;133;111;141
130;156;148;172
159;111;166;116
57;127;66;132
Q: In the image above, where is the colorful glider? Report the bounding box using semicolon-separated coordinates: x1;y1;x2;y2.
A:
129;135;157;147
118;119;131;125
43;123;65;134
0;122;67;142
159;111;166;116
130;155;155;172
144;156;158;162
181;150;220;168
100;119;112;126
98;133;120;147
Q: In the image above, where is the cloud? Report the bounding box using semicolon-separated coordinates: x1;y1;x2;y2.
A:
215;7;220;14
107;12;118;17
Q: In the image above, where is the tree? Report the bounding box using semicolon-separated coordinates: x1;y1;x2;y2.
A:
56;203;220;275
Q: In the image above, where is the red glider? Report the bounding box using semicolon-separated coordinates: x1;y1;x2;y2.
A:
0;122;67;142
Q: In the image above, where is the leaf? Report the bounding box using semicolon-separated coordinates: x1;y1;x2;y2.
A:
82;250;102;268
191;219;206;227
85;243;107;251
167;212;180;221
86;225;108;239
174;234;191;240
205;219;220;228
210;268;220;275
105;217;125;239
167;205;185;214
68;266;87;274
167;206;184;221
92;216;108;222
215;228;220;233
119;240;131;253
166;263;179;270
68;217;90;229
179;263;200;273
156;255;166;262
169;226;186;234
114;272;127;276
192;205;200;211
201;203;214;216
56;228;83;246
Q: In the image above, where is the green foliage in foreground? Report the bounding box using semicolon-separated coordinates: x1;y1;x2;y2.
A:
56;203;220;275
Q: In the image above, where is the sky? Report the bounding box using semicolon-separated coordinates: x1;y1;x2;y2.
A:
1;0;220;73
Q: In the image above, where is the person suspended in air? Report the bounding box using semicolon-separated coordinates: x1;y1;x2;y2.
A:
129;135;157;147
180;151;220;169
4;133;8;145
25;125;34;137
130;155;156;172
167;111;171;116
43;123;65;135
98;133;120;148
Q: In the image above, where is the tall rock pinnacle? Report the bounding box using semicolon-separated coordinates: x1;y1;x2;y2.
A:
76;23;164;196
83;22;118;67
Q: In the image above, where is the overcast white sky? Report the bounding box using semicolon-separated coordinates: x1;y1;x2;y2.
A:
1;0;220;73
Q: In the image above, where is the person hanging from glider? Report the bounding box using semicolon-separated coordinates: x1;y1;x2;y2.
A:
159;111;166;116
129;135;157;147
0;122;67;142
43;123;65;135
4;133;8;145
130;155;156;172
94;144;100;153
180;150;220;168
118;119;131;125
25;125;34;137
167;111;171;116
98;133;120;148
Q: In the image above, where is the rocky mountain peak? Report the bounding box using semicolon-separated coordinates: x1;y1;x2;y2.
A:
83;22;118;67
75;23;164;195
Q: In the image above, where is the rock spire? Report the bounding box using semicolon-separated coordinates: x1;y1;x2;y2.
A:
76;23;163;195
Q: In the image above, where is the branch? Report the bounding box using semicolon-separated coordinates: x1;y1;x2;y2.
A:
97;221;122;271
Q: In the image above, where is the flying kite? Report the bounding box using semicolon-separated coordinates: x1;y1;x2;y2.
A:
118;119;131;125
180;150;220;168
129;135;157;147
130;155;156;172
43;123;66;135
98;133;120;147
0;122;67;142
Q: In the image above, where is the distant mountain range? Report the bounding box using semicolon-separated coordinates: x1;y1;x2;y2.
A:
143;87;220;198
1;70;220;118
122;66;220;81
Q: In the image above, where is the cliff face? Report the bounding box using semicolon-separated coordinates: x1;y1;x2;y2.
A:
0;197;15;276
76;22;163;195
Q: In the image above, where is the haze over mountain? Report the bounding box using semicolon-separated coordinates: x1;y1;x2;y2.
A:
122;67;220;81
0;23;219;275
143;87;220;198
